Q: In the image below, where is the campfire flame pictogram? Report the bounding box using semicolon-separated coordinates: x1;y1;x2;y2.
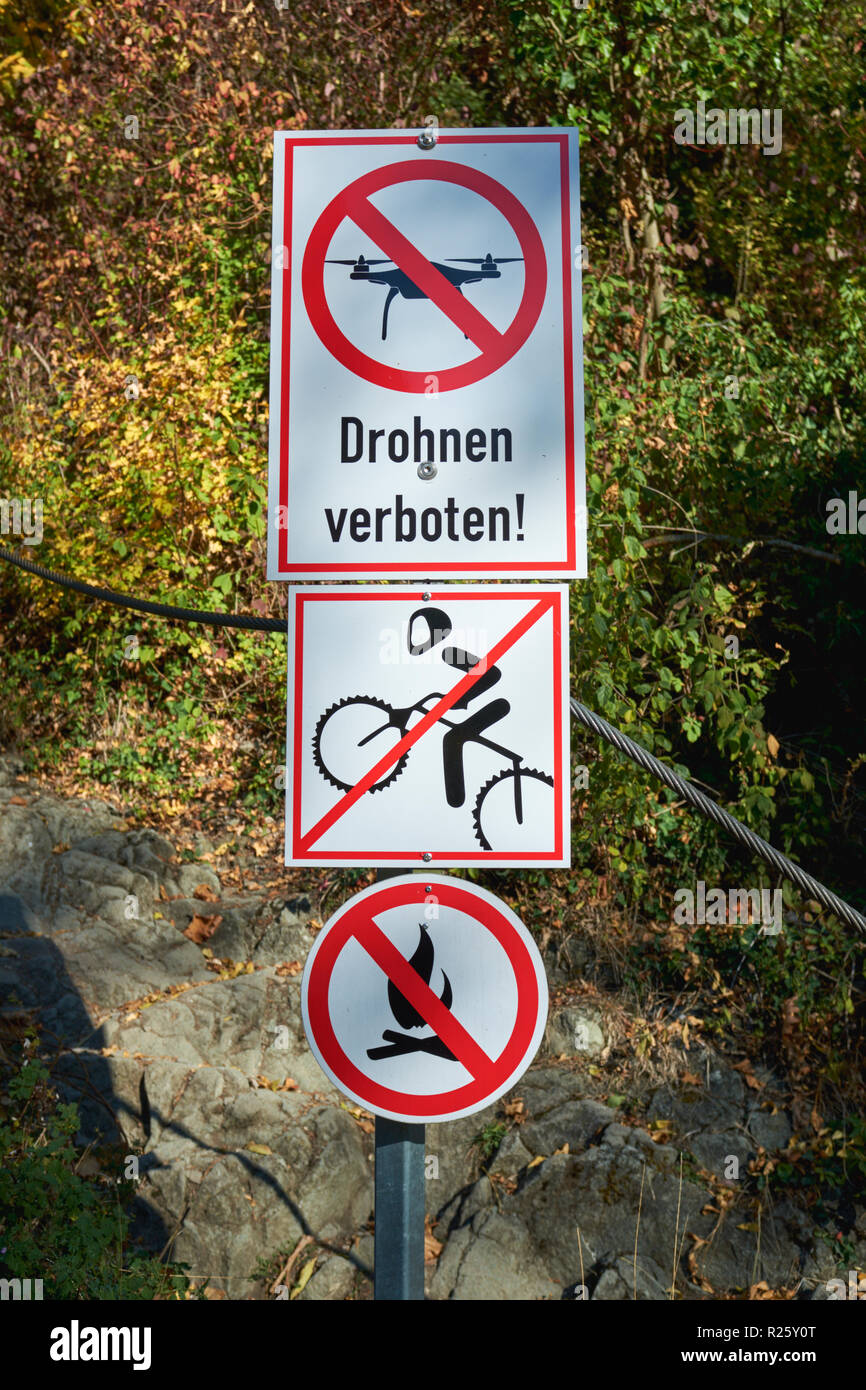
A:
367;923;457;1062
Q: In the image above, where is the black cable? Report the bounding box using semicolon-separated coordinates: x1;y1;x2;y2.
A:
0;545;285;631
2;544;863;933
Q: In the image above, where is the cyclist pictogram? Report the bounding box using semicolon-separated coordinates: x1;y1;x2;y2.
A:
312;605;554;851
285;584;569;867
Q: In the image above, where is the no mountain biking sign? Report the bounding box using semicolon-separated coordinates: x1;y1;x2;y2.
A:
284;585;570;866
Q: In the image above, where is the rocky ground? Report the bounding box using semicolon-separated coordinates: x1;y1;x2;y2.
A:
0;752;861;1300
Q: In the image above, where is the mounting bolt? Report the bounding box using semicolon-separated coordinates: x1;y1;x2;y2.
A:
422;852;432;862
417;128;437;150
422;591;431;601
425;885;433;893
417;461;437;481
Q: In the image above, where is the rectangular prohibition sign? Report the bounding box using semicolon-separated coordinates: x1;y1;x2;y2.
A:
285;585;570;867
266;128;586;580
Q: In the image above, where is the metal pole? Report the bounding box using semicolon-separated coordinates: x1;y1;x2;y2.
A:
374;868;426;1300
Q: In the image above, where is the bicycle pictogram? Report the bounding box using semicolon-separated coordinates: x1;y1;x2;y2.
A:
311;606;554;851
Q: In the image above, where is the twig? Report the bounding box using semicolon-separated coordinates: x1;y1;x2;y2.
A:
644;530;853;568
670;1152;684;1299
634;1162;646;1300
270;1233;313;1297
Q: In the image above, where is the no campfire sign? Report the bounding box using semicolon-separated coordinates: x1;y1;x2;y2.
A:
301;874;548;1123
285;585;570;867
266;127;586;580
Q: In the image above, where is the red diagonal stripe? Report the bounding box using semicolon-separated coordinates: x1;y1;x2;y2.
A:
355;918;494;1079
299;593;555;852
338;189;504;355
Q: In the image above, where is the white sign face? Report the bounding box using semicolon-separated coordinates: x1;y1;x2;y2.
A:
285;585;570;867
301;874;548;1123
267;127;586;580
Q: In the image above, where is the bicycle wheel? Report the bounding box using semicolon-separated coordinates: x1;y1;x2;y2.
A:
472;767;555;852
312;696;410;794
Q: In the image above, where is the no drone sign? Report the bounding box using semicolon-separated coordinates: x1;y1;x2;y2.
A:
266;127;586;579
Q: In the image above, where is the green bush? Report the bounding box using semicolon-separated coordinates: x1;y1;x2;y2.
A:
0;1051;189;1300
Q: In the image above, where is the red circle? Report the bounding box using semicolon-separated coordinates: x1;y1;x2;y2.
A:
304;878;541;1117
302;160;547;394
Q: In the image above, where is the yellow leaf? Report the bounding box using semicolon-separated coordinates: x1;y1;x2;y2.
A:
290;1257;317;1299
527;1155;546;1170
767;733;780;758
245;1142;272;1156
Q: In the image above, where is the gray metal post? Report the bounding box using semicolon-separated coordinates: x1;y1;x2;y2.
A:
374;1116;426;1299
374;868;426;1300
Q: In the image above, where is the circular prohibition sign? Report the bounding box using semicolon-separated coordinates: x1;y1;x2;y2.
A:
301;160;548;394
301;873;548;1123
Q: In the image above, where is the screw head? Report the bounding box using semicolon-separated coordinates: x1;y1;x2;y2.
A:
417;461;437;480
422;590;431;601
422;852;432;862
417;129;437;150
425;885;433;893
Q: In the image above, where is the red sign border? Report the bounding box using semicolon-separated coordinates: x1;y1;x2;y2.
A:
288;586;567;865
301;160;547;393
273;131;578;577
302;875;547;1121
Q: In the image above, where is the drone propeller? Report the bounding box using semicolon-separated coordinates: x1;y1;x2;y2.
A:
445;256;524;264
324;257;394;265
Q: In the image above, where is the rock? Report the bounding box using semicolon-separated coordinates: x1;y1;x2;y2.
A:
591;1254;671;1300
520;1098;616;1158
429;1210;562;1300
746;1106;792;1152
175;862;222;899
689;1131;753;1180
544;1005;606;1058
648;1063;745;1135
488;1128;533;1179
0;757;838;1301
298;1254;355;1301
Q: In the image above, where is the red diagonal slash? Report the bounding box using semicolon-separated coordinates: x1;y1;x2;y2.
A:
356;919;494;1080
337;187;505;355
300;593;555;852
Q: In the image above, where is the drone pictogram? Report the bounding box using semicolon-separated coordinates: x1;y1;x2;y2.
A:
324;252;524;341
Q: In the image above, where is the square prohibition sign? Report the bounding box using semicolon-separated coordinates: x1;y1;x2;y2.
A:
266;127;587;581
285;585;570;867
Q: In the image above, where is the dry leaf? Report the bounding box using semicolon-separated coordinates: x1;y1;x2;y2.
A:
275;960;303;977
8;795;28;805
527;1155;546;1170
193;882;220;902
503;1097;526;1123
183;912;222;944
424;1232;443;1263
681;1071;702;1086
767;733;780;759
290;1257;317;1299
245;1141;273;1156
424;1216;443;1264
254;1075;298;1093
553;1143;570;1156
